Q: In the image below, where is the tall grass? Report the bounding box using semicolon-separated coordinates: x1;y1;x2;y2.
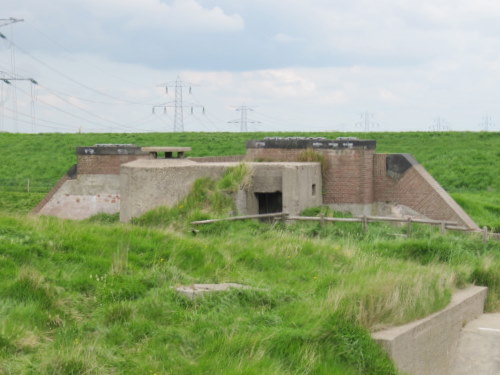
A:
7;210;496;373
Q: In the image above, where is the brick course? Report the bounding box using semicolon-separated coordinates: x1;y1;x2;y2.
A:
77;154;151;175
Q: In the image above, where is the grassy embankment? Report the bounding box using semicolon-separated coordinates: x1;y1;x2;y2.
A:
1;164;498;374
0;131;498;373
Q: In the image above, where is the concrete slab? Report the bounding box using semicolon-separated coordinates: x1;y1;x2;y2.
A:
175;283;251;299
372;286;488;375
451;313;500;375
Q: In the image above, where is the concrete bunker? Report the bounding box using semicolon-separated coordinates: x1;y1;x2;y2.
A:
34;137;479;231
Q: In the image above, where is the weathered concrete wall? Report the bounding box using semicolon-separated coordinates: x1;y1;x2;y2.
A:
373;154;479;230
120;159;230;222
120;161;322;221
372;286;488;375
38;174;121;220
282;164;322;214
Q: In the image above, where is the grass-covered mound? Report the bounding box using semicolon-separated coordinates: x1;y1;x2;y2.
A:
0;213;450;374
1;164;499;374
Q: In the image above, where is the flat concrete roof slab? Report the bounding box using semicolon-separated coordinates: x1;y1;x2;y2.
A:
141;147;192;152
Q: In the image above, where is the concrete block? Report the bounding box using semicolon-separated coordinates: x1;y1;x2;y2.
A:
372;286;488;375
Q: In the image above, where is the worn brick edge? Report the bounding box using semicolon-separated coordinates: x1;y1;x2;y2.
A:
30;164;77;215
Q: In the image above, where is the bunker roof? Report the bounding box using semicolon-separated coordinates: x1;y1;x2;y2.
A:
247;137;376;150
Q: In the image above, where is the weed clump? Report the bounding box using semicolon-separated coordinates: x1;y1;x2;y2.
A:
132;164;250;228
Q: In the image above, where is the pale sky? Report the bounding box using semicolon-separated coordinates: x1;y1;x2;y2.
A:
1;0;499;133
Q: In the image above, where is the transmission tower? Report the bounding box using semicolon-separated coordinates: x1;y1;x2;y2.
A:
355;111;379;132
479;116;494;131
0;19;33;132
152;76;205;132
429;116;450;131
228;104;260;132
0;74;38;132
0;18;23;28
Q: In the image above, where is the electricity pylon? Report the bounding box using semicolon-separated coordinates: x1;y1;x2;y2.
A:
228;104;260;132
479;116;494;131
355;111;379;132
429;116;450;131
152;76;205;132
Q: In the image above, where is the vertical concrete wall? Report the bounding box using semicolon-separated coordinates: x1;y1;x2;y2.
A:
120;160;229;222
282;164;322;214
372;286;487;375
120;161;322;221
37;174;121;220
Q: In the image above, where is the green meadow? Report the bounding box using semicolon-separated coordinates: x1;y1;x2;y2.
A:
0;131;499;374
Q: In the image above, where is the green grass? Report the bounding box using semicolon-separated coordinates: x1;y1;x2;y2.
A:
0;131;499;373
0;205;498;374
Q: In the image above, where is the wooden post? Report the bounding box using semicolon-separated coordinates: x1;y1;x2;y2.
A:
281;212;288;223
320;213;325;228
440;221;446;235
407;217;412;238
483;226;488;243
362;215;368;233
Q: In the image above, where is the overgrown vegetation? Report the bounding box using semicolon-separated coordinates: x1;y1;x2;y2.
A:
132;163;250;229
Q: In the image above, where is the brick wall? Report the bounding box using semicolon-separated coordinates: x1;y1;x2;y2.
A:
77;154;151;175
374;154;478;229
245;147;375;204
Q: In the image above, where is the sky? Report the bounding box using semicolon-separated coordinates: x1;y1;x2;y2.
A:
1;0;499;133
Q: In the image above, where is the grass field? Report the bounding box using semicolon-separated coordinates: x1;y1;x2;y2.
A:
0;131;499;374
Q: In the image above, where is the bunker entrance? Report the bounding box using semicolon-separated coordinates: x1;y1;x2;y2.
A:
256;192;282;215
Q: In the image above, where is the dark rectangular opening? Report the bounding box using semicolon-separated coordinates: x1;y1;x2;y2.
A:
255;192;283;214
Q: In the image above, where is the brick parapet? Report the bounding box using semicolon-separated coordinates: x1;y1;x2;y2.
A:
77;154;151;175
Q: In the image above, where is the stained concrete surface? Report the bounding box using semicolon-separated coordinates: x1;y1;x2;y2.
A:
451;313;500;375
372;286;487;375
38;174;121;220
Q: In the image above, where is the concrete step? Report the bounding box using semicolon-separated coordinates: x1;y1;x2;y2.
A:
451;313;500;375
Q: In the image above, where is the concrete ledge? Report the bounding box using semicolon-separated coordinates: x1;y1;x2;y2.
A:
372;286;487;375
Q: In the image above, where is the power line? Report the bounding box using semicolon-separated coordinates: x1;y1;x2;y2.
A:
228;104;260;132
479;115;494;131
429;116;450;131
153;76;206;132
0;18;23;28
355;111;379;132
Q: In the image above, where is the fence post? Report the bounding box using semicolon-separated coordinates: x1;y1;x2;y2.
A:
483;226;489;243
407;217;413;238
362;215;368;233
320;213;325;228
281;213;288;223
440;221;446;235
